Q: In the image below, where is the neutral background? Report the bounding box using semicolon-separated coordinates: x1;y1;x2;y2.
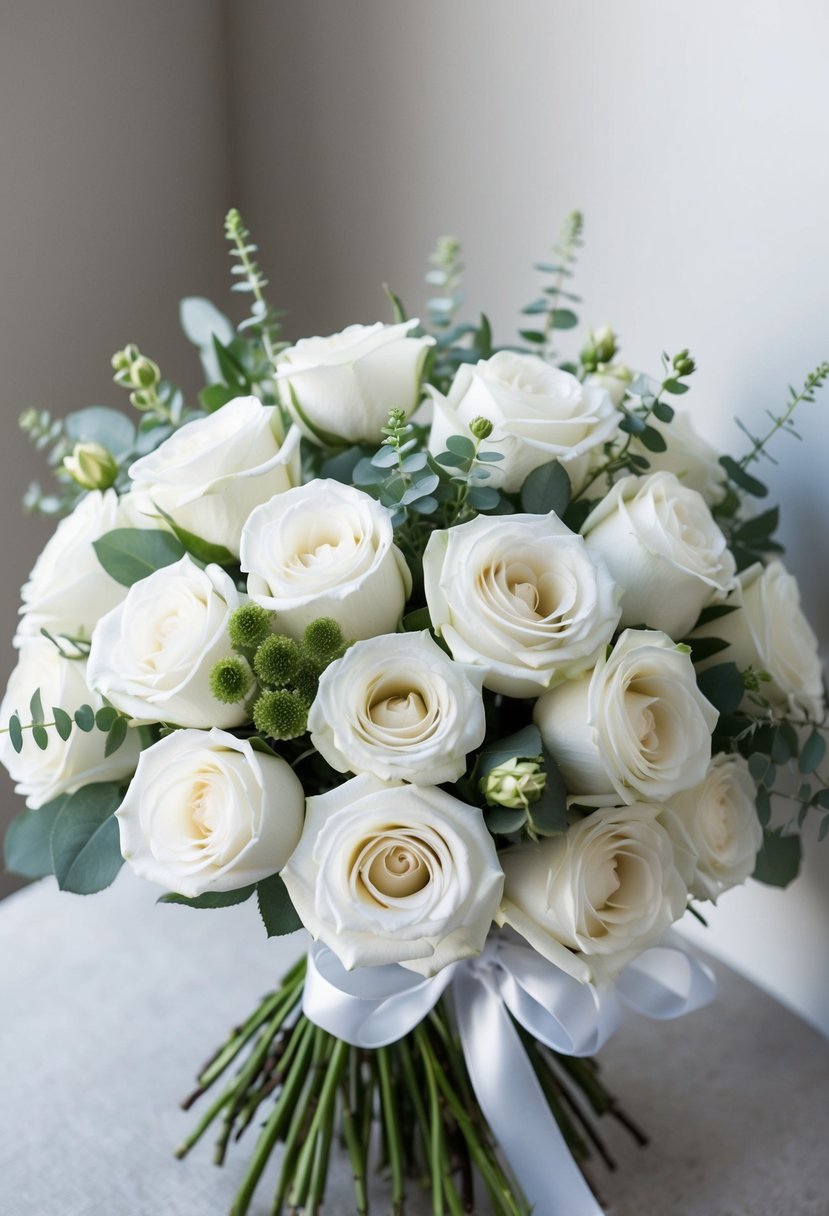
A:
1;1;827;1031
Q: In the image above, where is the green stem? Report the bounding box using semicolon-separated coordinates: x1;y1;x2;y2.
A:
377;1046;406;1216
339;1070;369;1216
288;1035;346;1210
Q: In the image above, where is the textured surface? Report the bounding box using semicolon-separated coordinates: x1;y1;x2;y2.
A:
0;871;827;1216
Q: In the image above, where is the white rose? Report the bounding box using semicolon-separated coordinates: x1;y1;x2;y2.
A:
0;639;140;808
308;631;485;785
15;489;140;646
116;728;304;896
422;512;621;698
281;774;504;976
128;396;301;557
497;803;688;984
428;352;621;493
87;556;248;728
691;560;824;719
277;320;435;445
631;409;727;506
582;471;736;638
660;753;762;902
534;629;718;803
240;480;412;641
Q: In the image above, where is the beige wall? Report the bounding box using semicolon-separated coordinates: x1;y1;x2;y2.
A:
2;1;828;1029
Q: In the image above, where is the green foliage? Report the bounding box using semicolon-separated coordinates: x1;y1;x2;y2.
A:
151;503;237;567
425;235;464;332
3;795;69;879
257;872;303;937
522;211;584;359
228;602;273;650
159;886;256;909
302;619;345;670
50;782;125;894
519;461;571;517
224;207;286;369
210;657;253;705
474;724;568;841
93;528;186;587
3;688;129;756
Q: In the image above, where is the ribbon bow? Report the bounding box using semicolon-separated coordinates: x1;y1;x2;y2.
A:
304;934;715;1215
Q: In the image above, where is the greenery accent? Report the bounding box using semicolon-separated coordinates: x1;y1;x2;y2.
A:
209;658;253;705
228;603;273;650
425;235;465;332
252;690;308;740
50;781;125;894
301;618;345;669
521;210;584;360
92;527;186;587
224;208;286;372
253;636;301;688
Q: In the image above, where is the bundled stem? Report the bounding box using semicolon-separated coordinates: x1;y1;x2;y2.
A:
177;961;643;1215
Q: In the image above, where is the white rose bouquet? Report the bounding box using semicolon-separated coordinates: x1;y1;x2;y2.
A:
3;209;827;1216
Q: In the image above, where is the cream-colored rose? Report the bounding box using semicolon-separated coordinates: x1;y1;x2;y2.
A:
0;639;140;808
582;471;736;638
281;774;504;976
630;410;727;506
15;489;140;646
691;560;824;719
422;512;620;699
660;753;762;902
497;803;687;984
428;352;621;492
277;320;434;445
240;480;411;641
116;728;304;896
87;556;248;729
534;629;718;803
128;396;300;557
308;631;485;785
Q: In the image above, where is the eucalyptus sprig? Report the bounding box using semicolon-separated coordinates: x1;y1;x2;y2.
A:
425;234;465;332
520;210;584;359
224;208;287;372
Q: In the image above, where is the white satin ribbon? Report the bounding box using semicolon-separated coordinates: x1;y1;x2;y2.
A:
303;934;716;1215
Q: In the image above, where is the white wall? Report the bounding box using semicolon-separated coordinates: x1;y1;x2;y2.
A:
233;0;829;1032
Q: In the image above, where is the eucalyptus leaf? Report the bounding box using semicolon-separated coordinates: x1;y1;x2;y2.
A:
93;529;186;587
159;886;255;909
520;461;571;517
64;406;136;457
3;795;69;878
719;456;768;498
51;782;125;894
798;729;826;775
752;828;802;888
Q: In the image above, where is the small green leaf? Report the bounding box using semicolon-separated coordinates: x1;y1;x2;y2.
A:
51;782;125;894
64;405;135;456
257;873;303;937
104;716;129;757
799;729;826;775
74;705;96;732
519;329;546;345
474;314;493;359
814;789;829;810
688;637;731;663
159;886;256;909
93;529;186;587
662;379;690;395
719;456;768;498
752;828;802;888
466;486;500;511
95;706;119;732
32;725;49;751
212;334;248;388
53;707;73;741
755;786;771;827
619;413;647;435
29;688;44;724
402;607;433;632
383;283;407;323
639;425;668;453
198;384;237;414
484;805;527;836
694;603;739;628
8;713;23;754
549;309;578;330
445;434;476;459
520;461;571;517
651;401;675;423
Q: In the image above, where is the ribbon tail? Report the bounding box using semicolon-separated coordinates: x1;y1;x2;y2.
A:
453;967;605;1216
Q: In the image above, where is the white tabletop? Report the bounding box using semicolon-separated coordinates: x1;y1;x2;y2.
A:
1;871;827;1216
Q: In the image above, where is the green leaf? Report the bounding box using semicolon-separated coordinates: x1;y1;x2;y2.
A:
752;828;802;888
755;786;771;827
814;789;829;810
158;885;256;909
64;405;136;457
433;450;467;469
689;636;731;663
212;334;249;388
719;456;768;498
93;528;186;587
151;504;236;567
619;413;647;435
198;384;237;414
529;746;569;836
104;716;129;757
53;707;73;741
3;795;69;878
695;666;739;719
819;815;829;843
639;425;668;453
799;729;826;775
520;461;571;517
651;401;675;423
549;309;578;330
466;486;500;511
734;507;780;545
445;434;477;459
476;725;543;780
403;607;433;632
519;329;546;345
29;688;44;724
662;379;690;395
74;704;96;732
95;706;119;732
383;283;407;323
257;873;303;937
8;713;23;754
484;805;527;836
32;725;49;751
694;603;739;628
51;782;125;894
474;314;493;359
